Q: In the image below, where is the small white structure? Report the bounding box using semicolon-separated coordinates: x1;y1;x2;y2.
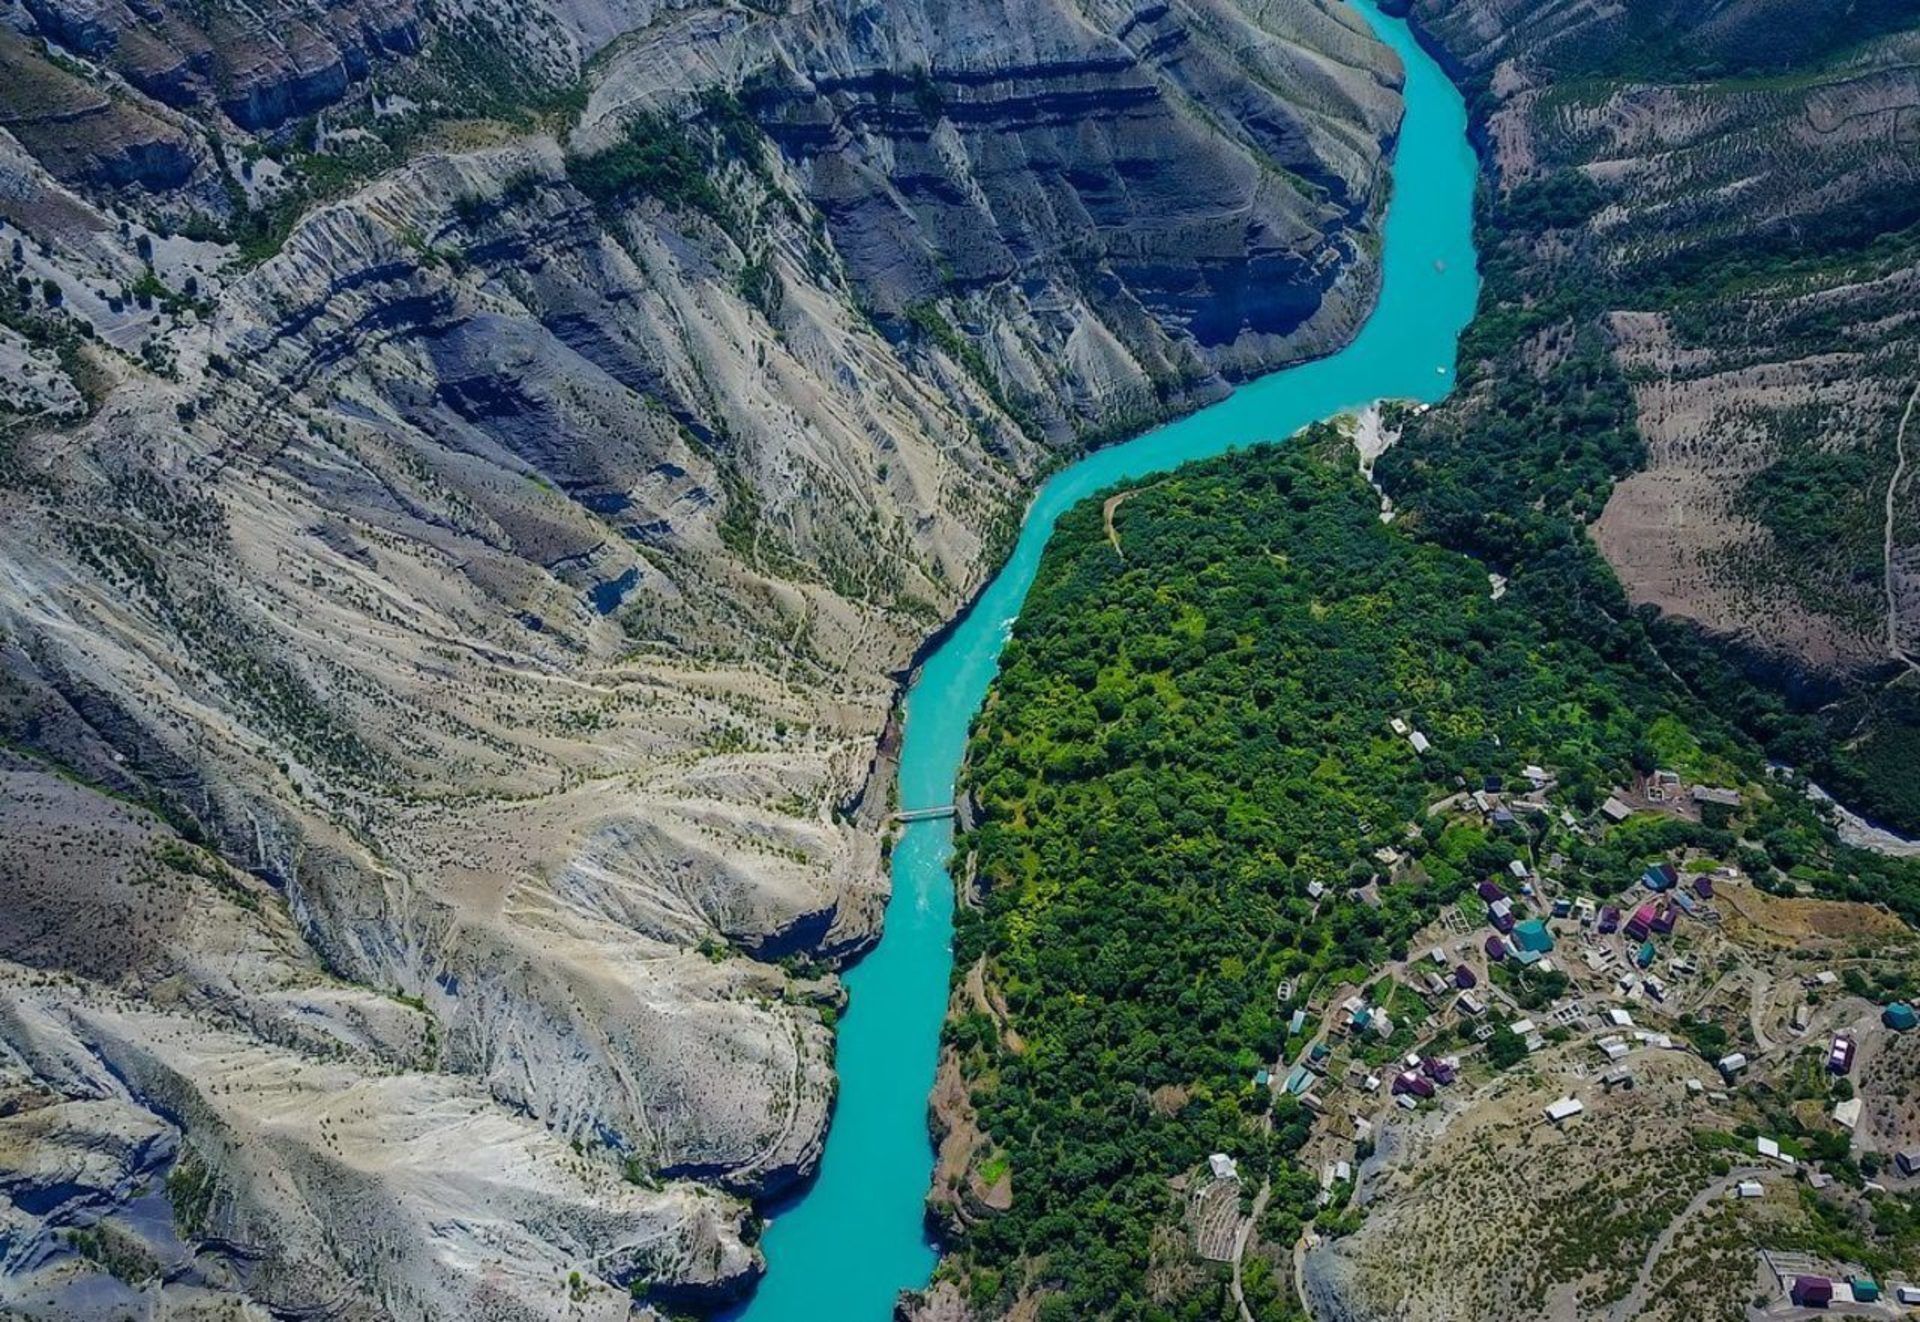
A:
1209;1153;1239;1182
1306;879;1326;899
1833;1097;1863;1130
1608;1008;1634;1028
1389;718;1409;736
1897;1285;1920;1305
1524;764;1549;788
1717;1052;1749;1077
1545;1097;1585;1125
1429;947;1449;966
1600;796;1632;822
1408;731;1431;755
1736;1180;1764;1199
1757;1137;1780;1160
1509;1018;1536;1038
1508;859;1529;879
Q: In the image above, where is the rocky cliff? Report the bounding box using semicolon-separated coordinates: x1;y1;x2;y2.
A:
0;0;1403;1314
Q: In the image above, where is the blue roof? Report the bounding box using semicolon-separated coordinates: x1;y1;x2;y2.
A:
1513;918;1555;953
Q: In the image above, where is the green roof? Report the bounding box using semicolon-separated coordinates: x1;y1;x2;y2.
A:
1513;918;1554;953
1852;1278;1879;1302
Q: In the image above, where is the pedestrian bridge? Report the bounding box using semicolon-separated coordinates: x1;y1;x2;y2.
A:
893;805;957;823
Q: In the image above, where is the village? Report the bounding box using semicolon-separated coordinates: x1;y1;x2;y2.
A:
1194;739;1920;1319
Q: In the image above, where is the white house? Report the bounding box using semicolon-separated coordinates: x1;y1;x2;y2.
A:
1545;1097;1585;1124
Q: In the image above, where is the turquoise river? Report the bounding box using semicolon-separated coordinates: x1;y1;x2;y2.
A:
725;0;1480;1315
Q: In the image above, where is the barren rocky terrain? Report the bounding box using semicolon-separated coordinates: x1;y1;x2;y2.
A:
0;0;1405;1314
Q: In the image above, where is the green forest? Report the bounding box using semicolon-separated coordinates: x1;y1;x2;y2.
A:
939;431;1920;1318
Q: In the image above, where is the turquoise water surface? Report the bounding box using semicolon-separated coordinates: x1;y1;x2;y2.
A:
726;1;1480;1315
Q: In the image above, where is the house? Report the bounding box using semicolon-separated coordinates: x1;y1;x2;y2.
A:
1290;1009;1308;1035
1736;1180;1763;1198
1598;905;1622;934
1692;785;1742;808
1524;764;1549;788
1828;1035;1856;1075
1392;1071;1434;1099
1508;858;1530;880
1472;790;1493;813
1897;1149;1920;1177
1600;1038;1630;1062
1692;874;1714;899
1650;904;1676;935
1370;1011;1395;1040
1454;964;1477;990
1790;1004;1811;1033
1408;731;1431;755
1513;947;1545;968
1477;880;1505;903
1644;863;1680;892
1601;1067;1634;1091
1624;903;1657;941
1852;1277;1880;1304
1309;1042;1332;1069
1390;718;1408;736
1485;935;1508;961
1458;990;1486;1016
1672;891;1698;916
1285;1065;1314;1096
1757;1137;1781;1160
1790;1277;1832;1308
1513;919;1554;954
1885;1002;1918;1032
1492;907;1516;935
1832;1097;1862;1129
1718;1052;1749;1078
1509;1018;1537;1038
1492;807;1517;826
1544;1097;1584;1124
1636;941;1657;969
1600;796;1633;822
1307;879;1327;900
1896;1284;1920;1305
1348;1007;1373;1034
1255;1069;1273;1087
1209;1153;1239;1181
1422;1057;1457;1085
